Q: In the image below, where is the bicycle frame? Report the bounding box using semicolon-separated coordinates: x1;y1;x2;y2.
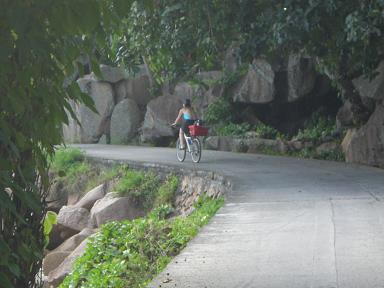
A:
182;132;194;153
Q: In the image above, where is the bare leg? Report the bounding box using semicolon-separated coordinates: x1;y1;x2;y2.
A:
179;128;185;148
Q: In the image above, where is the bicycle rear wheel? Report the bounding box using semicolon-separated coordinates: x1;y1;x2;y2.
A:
176;138;186;162
191;138;201;163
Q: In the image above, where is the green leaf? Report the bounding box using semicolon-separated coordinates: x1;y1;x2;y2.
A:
8;263;20;277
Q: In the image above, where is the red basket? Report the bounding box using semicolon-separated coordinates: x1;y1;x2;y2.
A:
189;125;209;136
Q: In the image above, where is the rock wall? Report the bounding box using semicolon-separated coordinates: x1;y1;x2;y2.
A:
63;65;152;144
340;61;384;167
63;58;384;168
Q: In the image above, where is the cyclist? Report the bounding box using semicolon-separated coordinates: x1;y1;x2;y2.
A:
171;99;197;149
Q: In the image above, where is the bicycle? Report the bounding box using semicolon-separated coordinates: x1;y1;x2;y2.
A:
171;122;207;163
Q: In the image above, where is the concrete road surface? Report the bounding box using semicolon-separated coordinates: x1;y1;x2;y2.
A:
76;144;384;288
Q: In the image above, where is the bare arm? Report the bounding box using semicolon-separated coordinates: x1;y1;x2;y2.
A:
172;109;183;126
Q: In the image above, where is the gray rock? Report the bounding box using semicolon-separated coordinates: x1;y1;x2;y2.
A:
316;142;339;154
76;78;115;143
287;55;316;102
204;136;287;155
141;94;184;142
233;59;275;104
47;224;78;250
48;238;90;287
43;251;70;276
195;71;223;82
115;75;152;107
57;206;90;232
176;173;229;216
73;184;107;211
173;74;223;117
353;61;384;101
90;194;145;227
204;136;220;150
53;228;96;253
336;100;354;128
341;128;357;155
62;100;82;143
110;99;141;144
100;64;129;83
46;181;68;213
344;104;384;167
246;138;287;154
223;45;240;73
286;140;304;151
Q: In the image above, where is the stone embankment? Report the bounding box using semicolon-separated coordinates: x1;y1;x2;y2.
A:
43;159;231;287
64;57;384;168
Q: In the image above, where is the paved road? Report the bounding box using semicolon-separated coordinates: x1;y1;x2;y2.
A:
77;144;384;288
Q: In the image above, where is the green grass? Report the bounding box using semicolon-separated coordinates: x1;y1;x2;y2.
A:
114;170;161;210
154;175;179;208
50;148;125;199
60;195;224;288
50;148;90;183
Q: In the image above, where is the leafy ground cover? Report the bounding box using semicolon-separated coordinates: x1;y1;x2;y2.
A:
49;148;224;287
60;195;224;288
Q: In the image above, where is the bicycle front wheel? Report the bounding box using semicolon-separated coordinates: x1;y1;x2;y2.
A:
176;138;186;162
191;138;201;163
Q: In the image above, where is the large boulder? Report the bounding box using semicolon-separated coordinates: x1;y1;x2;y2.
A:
73;184;107;211
100;64;129;83
315;142;339;154
53;228;96;253
223;45;240;73
76;77;115;143
287;55;316;102
47;224;78;250
353;61;384;101
336;100;354;128
141;94;184;142
115;75;152;108
233;59;275;104
48;238;90;287
90;193;145;227
344;104;384;167
57;206;90;232
62;100;82;143
110;99;141;144
43;251;70;276
173;71;224;117
46;180;68;213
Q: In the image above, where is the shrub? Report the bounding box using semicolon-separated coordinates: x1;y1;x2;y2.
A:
154;175;179;207
204;97;232;124
50;148;85;173
295;112;336;143
254;123;282;139
115;170;160;210
50;148;92;184
216;122;251;136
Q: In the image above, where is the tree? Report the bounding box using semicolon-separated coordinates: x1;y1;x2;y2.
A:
263;0;384;124
0;0;135;286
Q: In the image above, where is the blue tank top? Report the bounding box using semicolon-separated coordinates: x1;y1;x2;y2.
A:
183;112;191;120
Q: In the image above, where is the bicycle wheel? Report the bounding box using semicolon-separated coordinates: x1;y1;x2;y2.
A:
176;138;186;162
191;138;201;163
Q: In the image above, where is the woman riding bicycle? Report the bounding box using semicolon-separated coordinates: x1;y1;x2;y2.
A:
171;99;197;149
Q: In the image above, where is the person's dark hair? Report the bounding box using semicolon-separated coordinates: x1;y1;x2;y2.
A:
184;99;191;108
